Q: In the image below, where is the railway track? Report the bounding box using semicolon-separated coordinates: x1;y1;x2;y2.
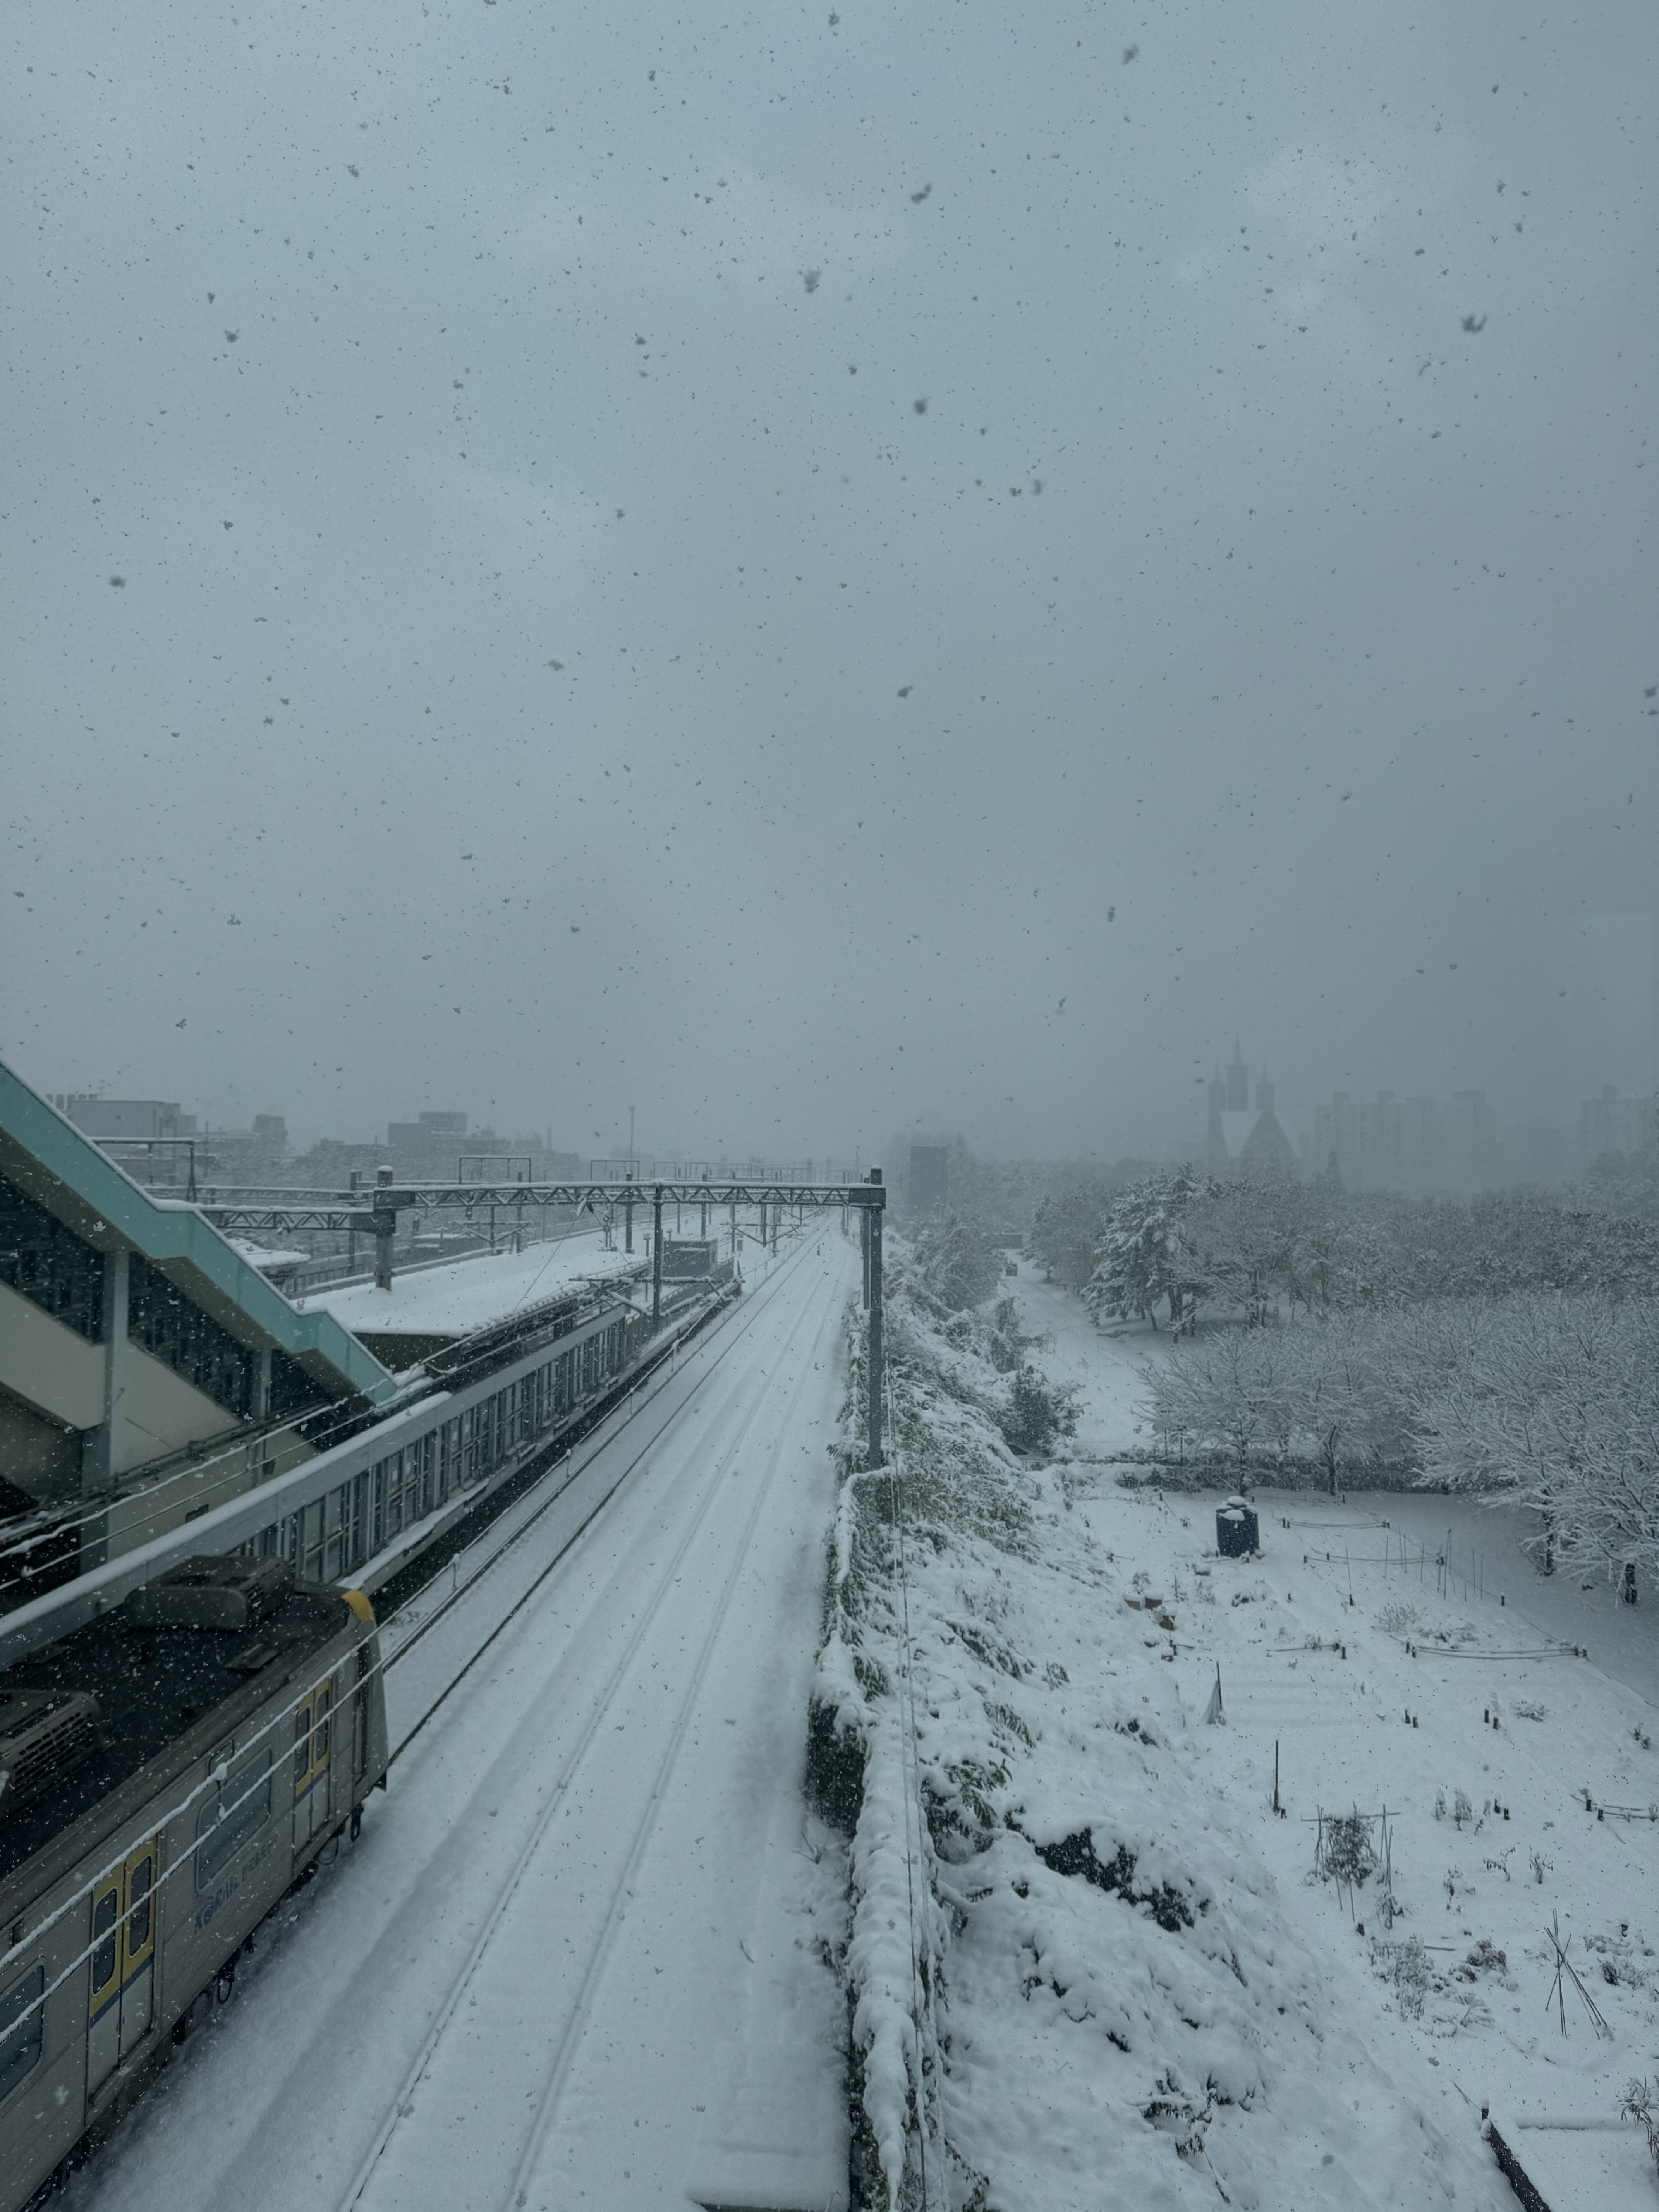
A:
57;1227;853;2212
374;1226;827;1749
335;1243;845;2212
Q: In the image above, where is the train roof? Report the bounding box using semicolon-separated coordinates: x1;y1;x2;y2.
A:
0;1556;358;1896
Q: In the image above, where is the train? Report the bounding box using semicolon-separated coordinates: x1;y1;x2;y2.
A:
0;1552;388;2210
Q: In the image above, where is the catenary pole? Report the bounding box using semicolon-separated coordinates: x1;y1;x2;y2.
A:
866;1168;884;1469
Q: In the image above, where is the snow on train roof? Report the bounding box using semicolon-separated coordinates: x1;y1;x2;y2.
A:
296;1232;642;1341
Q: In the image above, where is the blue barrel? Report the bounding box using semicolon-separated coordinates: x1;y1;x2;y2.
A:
1217;1497;1259;1558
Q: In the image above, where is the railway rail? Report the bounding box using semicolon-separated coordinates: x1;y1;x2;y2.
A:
337;1234;842;2212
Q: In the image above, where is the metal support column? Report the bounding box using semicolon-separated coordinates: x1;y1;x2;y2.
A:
700;1200;708;1237
866;1170;884;1469
372;1166;397;1291
80;1248;130;1564
860;1205;870;1307
652;1185;663;1325
625;1175;634;1254
729;1195;737;1257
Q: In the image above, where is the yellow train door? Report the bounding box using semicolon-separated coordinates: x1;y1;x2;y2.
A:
86;1837;158;2097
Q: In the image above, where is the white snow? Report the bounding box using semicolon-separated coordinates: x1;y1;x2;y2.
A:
950;1271;1659;2210
295;1228;638;1338
61;1230;859;2212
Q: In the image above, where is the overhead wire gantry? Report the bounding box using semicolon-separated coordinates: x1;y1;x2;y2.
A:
191;1171;890;1467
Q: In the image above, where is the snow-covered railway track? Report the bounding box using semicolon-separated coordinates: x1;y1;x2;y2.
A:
334;1249;845;2212
376;1228;826;1752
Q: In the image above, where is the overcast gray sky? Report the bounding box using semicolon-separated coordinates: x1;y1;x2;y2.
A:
4;0;1655;1161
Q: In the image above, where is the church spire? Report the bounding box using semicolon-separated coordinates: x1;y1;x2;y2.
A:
1226;1034;1249;1112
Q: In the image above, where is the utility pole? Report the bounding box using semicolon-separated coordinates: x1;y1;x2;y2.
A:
866;1170;884;1469
652;1185;663;1324
625;1172;634;1254
628;1103;636;1170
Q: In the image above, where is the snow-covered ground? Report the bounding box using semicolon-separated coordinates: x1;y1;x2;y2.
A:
964;1273;1659;2209
64;1229;860;2212
295;1227;637;1339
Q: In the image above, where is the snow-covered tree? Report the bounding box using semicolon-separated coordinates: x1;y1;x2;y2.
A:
1085;1168;1210;1331
1278;1314;1400;1492
1027;1183;1117;1290
1147;1324;1295;1469
1176;1182;1296;1328
908;1209;1003;1314
1417;1294;1659;1585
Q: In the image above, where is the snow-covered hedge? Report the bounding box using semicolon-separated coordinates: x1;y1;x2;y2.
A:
809;1247;1064;2208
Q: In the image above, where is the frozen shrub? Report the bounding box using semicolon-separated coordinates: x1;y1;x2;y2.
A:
1458;1939;1508;1978
999;1365;1080;1456
1453;1789;1473;1827
1029;1827;1196;1933
1376;1936;1432;2018
1620;2080;1659;2177
1319;1811;1377;1895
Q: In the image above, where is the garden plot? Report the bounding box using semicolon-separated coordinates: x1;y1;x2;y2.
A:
931;1458;1659;2209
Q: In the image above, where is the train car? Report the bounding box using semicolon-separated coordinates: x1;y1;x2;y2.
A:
0;1555;387;2211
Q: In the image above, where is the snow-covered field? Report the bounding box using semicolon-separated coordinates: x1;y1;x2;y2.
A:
62;1230;857;2212
825;1261;1659;2211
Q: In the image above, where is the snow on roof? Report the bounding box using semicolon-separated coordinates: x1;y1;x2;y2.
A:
227;1238;308;1270
297;1233;641;1340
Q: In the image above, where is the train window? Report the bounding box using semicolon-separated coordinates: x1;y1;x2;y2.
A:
0;1965;45;2103
197;1750;274;1886
314;1683;332;1764
293;1702;311;1791
91;1888;118;1994
128;1855;153;1951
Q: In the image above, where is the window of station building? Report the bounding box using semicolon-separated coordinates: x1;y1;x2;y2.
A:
129;1256;256;1418
196;1750;274;1887
268;1349;323;1423
0;1963;45;2102
0;1174;103;1340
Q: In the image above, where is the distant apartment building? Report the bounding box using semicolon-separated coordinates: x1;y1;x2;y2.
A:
200;1114;289;1180
1501;1120;1572;1188
52;1095;196;1140
387;1110;469;1150
1307;1088;1498;1194
908;1144;950;1214
1580;1086;1658;1171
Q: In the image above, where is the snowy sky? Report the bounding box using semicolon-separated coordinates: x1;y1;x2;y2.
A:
3;0;1656;1160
